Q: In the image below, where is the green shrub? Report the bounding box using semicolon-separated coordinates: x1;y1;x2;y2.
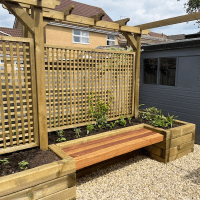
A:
119;115;126;126
87;123;94;134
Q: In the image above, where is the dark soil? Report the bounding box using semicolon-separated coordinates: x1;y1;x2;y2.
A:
48;117;183;145
0;147;61;177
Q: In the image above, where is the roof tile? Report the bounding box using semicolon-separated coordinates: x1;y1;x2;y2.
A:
55;0;113;22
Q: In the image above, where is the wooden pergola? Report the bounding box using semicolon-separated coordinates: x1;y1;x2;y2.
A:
1;0;200;150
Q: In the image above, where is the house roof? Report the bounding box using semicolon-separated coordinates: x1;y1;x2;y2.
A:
167;34;185;40
55;0;113;22
149;32;168;39
0;27;21;37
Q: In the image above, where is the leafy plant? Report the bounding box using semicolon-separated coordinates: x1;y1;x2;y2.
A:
74;128;81;138
139;105;178;128
18;160;29;170
87;123;94;134
128;116;132;124
56;130;66;142
107;120;119;130
0;158;9;165
88;91;114;130
119;115;126;126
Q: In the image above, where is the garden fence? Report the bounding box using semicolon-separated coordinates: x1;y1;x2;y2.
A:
0;36;38;154
0;36;135;153
44;45;135;132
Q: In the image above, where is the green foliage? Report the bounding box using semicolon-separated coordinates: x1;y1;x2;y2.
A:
74;127;81;138
139;105;178;128
87;91;114;130
107;120;119;130
0;158;9;165
87;123;94;134
119;115;126;126
128;116;132;124
56;130;66;142
178;0;200;24
18;160;29;170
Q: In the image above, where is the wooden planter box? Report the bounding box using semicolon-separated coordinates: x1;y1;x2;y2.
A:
0;157;76;200
143;119;196;163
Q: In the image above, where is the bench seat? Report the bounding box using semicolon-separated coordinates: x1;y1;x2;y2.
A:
62;128;163;170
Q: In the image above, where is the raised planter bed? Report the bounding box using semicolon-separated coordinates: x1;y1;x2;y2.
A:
0;118;195;199
0;151;76;200
143;119;195;163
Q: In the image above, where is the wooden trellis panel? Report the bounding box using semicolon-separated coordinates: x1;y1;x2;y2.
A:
0;36;38;154
44;45;135;132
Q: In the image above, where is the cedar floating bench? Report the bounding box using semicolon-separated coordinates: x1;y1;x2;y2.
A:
54;127;164;170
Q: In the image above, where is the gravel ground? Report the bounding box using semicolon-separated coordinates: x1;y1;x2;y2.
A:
76;144;200;200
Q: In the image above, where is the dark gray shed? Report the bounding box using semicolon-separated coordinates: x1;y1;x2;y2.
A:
140;38;200;144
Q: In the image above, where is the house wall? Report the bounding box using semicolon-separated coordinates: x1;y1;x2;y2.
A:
45;25;118;48
140;46;200;144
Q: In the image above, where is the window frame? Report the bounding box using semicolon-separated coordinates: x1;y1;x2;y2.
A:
72;29;90;45
107;35;116;46
143;56;178;87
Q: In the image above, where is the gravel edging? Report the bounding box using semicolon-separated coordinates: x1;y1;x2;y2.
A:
77;144;200;200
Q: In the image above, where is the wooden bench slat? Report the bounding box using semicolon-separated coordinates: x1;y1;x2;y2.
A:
69;131;155;158
75;133;163;170
63;129;151;155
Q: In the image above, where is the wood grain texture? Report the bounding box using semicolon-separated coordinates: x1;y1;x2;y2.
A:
60;127;163;170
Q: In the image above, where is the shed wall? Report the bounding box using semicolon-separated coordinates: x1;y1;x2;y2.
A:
140;46;200;144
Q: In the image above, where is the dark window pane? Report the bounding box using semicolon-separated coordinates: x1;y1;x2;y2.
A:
73;36;80;43
74;30;81;35
159;58;176;86
143;58;158;84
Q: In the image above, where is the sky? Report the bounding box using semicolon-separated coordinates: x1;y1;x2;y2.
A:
0;0;199;36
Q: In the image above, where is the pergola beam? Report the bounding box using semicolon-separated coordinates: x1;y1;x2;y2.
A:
90;12;105;23
43;10;150;34
115;18;130;26
135;11;200;30
2;1;35;35
61;4;74;19
4;0;60;9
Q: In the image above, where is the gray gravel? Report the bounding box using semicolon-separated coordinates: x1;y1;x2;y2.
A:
76;144;200;200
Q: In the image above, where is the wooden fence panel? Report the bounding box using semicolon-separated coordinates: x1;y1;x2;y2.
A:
44;45;135;132
0;36;38;154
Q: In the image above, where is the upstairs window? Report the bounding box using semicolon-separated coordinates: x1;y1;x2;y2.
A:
143;58;158;84
159;57;176;86
73;29;89;44
107;35;115;46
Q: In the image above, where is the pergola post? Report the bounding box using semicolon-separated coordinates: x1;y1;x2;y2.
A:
134;34;141;118
32;6;48;150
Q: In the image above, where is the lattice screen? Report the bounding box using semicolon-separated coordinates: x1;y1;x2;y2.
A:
0;38;37;152
44;45;135;131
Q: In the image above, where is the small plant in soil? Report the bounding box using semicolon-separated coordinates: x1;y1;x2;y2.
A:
0;158;9;165
119;115;126;126
56;130;66;142
107;120;119;130
87;123;94;135
87;91;114;130
18;160;29;170
74;127;81;138
128;116;132;125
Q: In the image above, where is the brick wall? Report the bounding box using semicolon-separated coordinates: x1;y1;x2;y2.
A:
45;25;118;48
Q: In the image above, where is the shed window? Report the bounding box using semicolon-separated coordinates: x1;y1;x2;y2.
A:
107;35;115;46
159;57;176;86
73;29;89;44
143;58;158;84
